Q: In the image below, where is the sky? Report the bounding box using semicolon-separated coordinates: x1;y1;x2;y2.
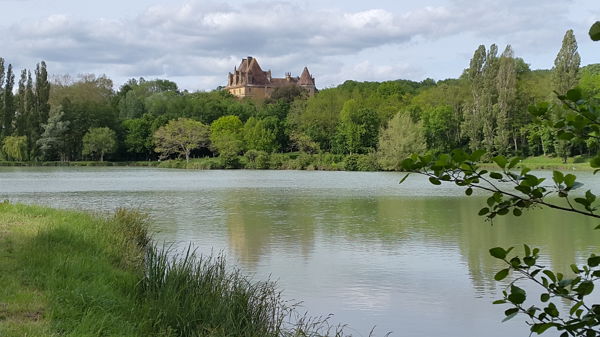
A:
0;0;598;91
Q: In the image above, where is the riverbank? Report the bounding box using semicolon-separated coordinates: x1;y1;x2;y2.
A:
0;203;353;337
0;154;593;171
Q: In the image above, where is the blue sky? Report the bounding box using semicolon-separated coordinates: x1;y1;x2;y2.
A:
0;0;598;91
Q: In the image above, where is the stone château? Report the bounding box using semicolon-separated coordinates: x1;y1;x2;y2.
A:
226;56;316;99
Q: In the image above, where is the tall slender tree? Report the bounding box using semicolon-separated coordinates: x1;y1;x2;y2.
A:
495;45;517;154
553;29;581;95
3;64;15;137
25;71;36;156
463;45;486;151
34;61;50;138
553;29;581;162
15;70;27;136
481;44;499;153
0;58;5;139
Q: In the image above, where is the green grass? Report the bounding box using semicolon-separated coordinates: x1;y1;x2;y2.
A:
477;155;593;171
0;203;366;337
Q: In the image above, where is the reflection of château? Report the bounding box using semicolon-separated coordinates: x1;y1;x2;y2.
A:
226;56;316;99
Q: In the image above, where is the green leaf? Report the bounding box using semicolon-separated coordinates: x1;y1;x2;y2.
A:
588;255;600;267
489;247;507;259
540;293;550;302
465;187;473;196
513;208;522;217
531;323;554;334
564;174;576;188
507;157;520;169
399;173;410;184
489;172;503;179
570;301;584;316
590;21;600;41
493;155;508;168
524;256;535;267
470;149;486;161
494;268;510;281
493;300;507;305
566;88;583;102
508;285;526;304
576;280;594;296
552;171;564;184
570;264;580;274
479;207;490;216
429;177;441;185
591;155;600;169
543;270;557;283
502;308;519;322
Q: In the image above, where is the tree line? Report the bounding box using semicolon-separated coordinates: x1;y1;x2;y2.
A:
0;29;597;169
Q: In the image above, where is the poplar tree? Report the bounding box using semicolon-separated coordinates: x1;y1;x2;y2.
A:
553;29;580;95
553;29;580;161
3;64;15;137
495;45;517;154
0;58;5;139
34;61;51;135
15;70;27;136
463;45;486;151
481;44;499;154
25;71;36;155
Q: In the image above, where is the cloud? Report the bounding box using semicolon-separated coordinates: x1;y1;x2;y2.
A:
0;0;590;90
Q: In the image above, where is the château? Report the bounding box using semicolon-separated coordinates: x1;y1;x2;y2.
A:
226;56;316;99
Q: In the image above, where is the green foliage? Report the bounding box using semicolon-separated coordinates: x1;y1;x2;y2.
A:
2;135;27;161
210;115;244;168
401;82;600;335
82;127;117;161
243;117;280;153
553;29;581;96
333;100;379;154
377;112;426;170
122;114;155;159
36;108;70;161
153;118;209;162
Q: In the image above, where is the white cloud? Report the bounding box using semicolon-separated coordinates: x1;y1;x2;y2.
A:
0;0;595;90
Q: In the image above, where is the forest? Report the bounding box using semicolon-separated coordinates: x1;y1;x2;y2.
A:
0;29;598;170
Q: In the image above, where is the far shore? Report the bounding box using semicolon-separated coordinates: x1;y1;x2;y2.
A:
0;154;594;172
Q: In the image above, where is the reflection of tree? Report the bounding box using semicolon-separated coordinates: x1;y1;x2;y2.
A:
224;191;316;270
311;195;600;296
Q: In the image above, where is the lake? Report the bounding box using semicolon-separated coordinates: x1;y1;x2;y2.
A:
1;167;599;336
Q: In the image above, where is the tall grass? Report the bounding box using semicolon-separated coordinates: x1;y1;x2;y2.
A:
139;246;287;336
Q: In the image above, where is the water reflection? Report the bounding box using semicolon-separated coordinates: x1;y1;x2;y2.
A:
2;167;599;337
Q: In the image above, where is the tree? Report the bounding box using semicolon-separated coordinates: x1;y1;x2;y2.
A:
377;112;426;170
243;117;280;153
495;45;518;154
82;127;117;161
2;64;15;137
333;99;379;154
209;115;244;167
553;30;581;163
37;108;70;161
553;29;581;96
2;136;27;161
123;114;155;159
153;118;209;162
399;23;600;336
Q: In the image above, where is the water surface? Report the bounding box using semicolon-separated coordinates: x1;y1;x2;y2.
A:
2;167;599;336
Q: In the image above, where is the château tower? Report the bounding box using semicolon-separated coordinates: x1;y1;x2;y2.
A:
226;56;316;99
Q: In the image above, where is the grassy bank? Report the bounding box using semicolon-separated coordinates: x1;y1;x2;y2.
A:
0;203;360;337
0;153;594;172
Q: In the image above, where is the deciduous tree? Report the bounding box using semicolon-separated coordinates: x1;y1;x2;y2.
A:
82;127;117;161
154;118;209;162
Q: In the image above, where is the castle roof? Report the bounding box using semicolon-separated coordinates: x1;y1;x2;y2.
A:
298;67;315;85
